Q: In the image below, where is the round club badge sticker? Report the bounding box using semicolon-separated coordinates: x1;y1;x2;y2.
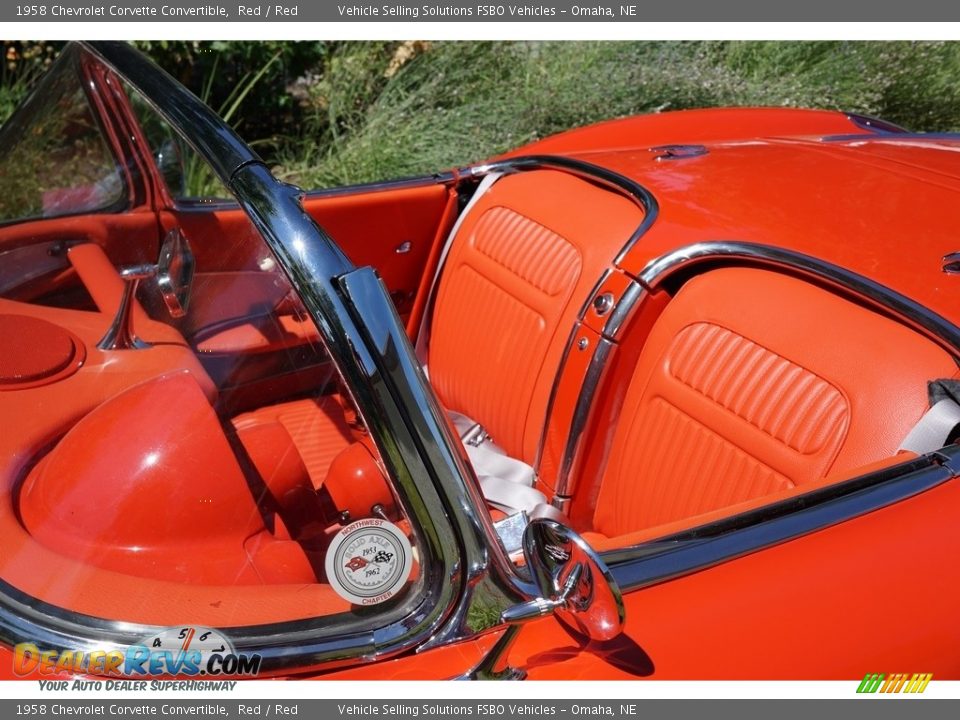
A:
325;519;413;605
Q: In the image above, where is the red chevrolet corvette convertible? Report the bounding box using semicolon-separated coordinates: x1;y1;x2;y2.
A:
0;41;958;682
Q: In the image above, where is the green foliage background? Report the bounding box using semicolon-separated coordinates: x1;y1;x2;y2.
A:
4;40;960;188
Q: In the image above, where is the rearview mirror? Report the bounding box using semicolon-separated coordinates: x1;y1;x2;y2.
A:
156;227;195;318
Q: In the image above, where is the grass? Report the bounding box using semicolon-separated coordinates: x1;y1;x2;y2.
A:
4;41;960;190
270;41;960;188
181;49;282;197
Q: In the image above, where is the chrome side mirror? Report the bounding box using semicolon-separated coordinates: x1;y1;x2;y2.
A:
505;518;625;641
156;227;195;319
461;519;625;680
97;228;195;351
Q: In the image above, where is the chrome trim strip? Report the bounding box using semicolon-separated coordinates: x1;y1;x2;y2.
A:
477;157;659;477
606;447;959;592
553;336;615;503
843;112;909;135
464;154;659;265
639;241;960;359
548;280;645;499
943;251;960;275
821;132;960;144
602;280;646;340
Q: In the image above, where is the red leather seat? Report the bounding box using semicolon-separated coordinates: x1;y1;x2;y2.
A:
427;170;642;462
234;169;643;494
589;267;958;545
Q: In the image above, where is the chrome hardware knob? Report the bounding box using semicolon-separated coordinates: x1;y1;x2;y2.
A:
593;292;615;316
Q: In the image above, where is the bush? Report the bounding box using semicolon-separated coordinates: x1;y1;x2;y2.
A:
4;41;960;189
271;41;960;187
0;41;63;121
132;40;330;143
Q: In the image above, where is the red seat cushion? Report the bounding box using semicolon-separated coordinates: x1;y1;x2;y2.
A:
428;170;643;462
233;396;354;492
592;267;957;539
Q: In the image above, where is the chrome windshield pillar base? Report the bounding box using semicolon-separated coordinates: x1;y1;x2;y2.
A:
456;624;527;681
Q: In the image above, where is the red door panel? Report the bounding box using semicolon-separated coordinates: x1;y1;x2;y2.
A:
170;182;453;317
300;182;453;316
0;212;161;307
0;211;160;266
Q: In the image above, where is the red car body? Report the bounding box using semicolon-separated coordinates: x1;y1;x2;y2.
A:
0;42;958;681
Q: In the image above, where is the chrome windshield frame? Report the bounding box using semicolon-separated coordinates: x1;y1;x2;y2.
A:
0;40;528;677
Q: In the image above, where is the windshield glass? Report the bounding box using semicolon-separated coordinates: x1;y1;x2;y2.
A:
0;46;428;642
0;46;126;224
126;81;234;203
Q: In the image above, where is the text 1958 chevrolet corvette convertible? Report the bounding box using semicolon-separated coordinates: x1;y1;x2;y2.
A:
0;41;958;681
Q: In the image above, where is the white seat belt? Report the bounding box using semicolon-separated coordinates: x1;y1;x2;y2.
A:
898;398;960;454
446;410;565;517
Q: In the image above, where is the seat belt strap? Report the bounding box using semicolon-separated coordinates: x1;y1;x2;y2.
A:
415;172;504;365
478;476;547;515
898;398;960;454
447;410;547;513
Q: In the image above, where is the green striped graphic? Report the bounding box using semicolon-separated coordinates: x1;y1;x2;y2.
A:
857;673;885;693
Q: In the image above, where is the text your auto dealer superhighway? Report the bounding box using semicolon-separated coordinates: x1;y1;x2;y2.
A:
48;4;228;16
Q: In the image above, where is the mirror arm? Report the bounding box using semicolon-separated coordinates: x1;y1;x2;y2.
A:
500;562;584;624
97;264;156;351
457;520;623;681
500;596;560;625
460;562;587;680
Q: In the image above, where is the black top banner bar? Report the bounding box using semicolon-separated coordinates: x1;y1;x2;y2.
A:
4;0;959;22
